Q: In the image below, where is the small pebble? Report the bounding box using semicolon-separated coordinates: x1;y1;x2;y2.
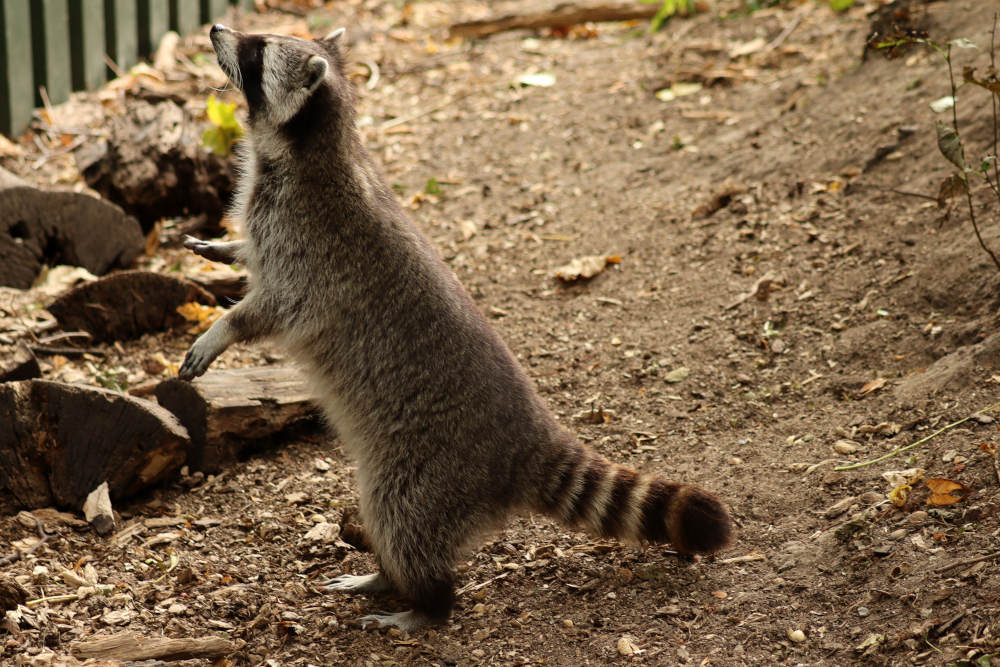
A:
888;528;907;540
729;456;743;465
562;618;574;628
788;629;807;643
314;458;331;472
906;510;929;524
857;606;870;617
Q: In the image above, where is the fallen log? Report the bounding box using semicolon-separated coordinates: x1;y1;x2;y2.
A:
71;632;236;661
156;366;320;473
0;380;189;510
449;1;661;39
0;167;144;289
47;271;216;343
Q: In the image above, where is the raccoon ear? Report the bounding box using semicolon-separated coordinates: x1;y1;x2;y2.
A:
318;27;346;51
304;55;329;93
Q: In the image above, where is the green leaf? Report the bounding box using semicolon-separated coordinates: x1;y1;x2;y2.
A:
425;177;441;195
829;0;854;11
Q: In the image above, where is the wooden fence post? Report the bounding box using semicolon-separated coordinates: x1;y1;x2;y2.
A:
138;0;170;57
104;0;137;76
68;0;106;92
30;0;72;107
170;0;200;37
0;1;33;136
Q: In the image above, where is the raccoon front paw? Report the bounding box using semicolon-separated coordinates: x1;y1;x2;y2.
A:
182;235;212;257
322;573;394;594
358;610;431;632
177;346;212;380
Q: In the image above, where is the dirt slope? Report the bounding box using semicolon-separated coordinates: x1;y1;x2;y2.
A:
2;1;1000;665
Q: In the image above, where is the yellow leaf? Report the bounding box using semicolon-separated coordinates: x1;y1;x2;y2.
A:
176;302;222;334
888;483;910;507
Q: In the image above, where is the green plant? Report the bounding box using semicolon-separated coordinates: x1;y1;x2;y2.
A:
877;19;1000;273
640;0;695;32
201;94;244;157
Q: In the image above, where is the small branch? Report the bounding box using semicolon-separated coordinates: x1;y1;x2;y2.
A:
456;571;510;596
449;2;661;40
29;345;106;357
933;550;1000;575
835;400;1000;471
718;553;766;565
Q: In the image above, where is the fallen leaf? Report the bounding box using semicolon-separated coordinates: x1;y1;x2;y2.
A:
655;81;703;102
552;254;620;282
729;37;766;58
888;483;911;507
857;378;887;397
515;72;556;88
925;478;970;506
176;302;223;334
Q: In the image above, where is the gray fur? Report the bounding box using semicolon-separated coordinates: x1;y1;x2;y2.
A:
181;25;732;632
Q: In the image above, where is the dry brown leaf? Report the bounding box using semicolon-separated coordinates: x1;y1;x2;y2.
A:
552;254;620;282
925;478;969;506
858;378;887;397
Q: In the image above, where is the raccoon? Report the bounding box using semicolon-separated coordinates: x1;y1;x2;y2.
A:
180;24;733;632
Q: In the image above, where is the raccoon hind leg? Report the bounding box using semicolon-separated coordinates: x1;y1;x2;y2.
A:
322;572;395;595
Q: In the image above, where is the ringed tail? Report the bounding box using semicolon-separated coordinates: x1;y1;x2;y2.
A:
537;439;733;554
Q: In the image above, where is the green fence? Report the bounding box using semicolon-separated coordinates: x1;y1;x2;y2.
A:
0;0;253;137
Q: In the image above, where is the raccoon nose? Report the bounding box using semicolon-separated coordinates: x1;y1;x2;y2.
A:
210;24;225;36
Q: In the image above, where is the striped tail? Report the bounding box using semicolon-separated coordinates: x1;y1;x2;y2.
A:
537;439;732;555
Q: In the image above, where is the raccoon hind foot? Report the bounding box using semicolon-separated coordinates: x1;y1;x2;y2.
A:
359;610;435;632
322;572;394;594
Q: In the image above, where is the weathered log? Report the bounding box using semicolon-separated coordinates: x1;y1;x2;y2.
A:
156;366;320;473
47;271;216;343
449;1;661;39
0;167;144;289
0;380;189;510
74;99;235;233
188;266;247;306
71;632;236;661
0;341;40;382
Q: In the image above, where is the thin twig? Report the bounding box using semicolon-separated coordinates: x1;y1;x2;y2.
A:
456;571;510;596
380;93;472;131
0;516;52;566
835;400;1000;471
858;183;940;202
933;550;1000;575
767;10;803;51
29;345;105;357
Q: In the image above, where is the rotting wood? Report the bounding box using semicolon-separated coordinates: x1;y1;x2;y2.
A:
449;1;660;40
74;99;234;233
0;380;189;510
0;341;40;382
70;632;236;661
156;366;320;473
0;167;144;289
47;270;216;343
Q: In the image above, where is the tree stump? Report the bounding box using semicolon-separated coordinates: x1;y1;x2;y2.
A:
74;99;235;233
155;366;320;473
0;167;144;289
0;341;40;382
47;271;216;342
0;380;190;510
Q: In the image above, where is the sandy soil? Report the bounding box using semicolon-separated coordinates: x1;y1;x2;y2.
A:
2;0;1000;664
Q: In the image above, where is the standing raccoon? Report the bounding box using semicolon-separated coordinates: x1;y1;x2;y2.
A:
181;24;733;631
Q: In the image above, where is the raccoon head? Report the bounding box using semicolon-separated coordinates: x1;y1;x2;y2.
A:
209;24;351;134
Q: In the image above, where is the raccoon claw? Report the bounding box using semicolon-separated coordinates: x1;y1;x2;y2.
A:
178;345;215;380
182;235;210;255
358;610;429;632
321;573;393;594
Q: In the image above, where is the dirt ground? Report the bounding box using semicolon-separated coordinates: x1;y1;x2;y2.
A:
3;0;1000;664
